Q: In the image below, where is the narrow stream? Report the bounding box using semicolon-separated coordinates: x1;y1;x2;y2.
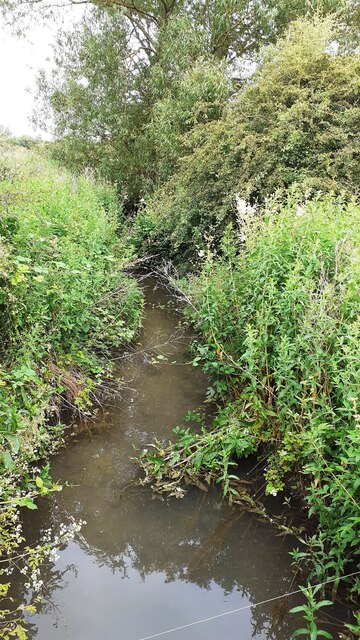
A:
15;278;313;639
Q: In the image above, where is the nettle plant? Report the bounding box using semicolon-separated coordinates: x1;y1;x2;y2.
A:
290;583;334;640
0;145;142;460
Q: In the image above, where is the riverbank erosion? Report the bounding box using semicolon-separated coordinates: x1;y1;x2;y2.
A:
0;144;143;634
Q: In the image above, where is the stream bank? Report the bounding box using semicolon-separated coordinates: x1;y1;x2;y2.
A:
11;277;346;640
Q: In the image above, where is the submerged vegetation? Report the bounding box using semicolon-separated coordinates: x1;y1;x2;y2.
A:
0;0;360;636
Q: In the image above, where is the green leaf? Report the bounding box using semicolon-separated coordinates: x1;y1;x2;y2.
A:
2;450;15;471
148;455;164;464
313;600;333;610
3;433;20;454
35;476;44;489
14;624;28;640
16;497;38;510
290;606;306;614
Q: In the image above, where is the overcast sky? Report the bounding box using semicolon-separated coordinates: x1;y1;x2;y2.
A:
0;8;84;138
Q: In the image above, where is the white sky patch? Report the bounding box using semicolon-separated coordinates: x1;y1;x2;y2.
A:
0;8;84;139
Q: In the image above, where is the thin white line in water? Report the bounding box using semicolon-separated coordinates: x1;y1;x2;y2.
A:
137;570;360;640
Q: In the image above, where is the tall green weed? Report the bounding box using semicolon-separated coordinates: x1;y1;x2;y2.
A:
142;194;360;620
0;145;143;587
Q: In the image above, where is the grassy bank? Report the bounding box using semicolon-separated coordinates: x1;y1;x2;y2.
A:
140;193;360;634
0;145;143;634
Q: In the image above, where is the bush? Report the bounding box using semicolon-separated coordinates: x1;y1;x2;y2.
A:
0;143;143;529
142;193;360;608
136;17;360;264
191;193;360;498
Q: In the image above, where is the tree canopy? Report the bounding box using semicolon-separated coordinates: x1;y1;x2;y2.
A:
26;0;359;208
4;0;356;61
129;16;360;261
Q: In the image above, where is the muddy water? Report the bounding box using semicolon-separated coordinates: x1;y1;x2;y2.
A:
17;278;308;640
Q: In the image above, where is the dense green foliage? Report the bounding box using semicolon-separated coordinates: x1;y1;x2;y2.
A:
131;18;360;263
142;193;360;618
34;8;236;204
0;144;142;458
0;144;142;629
35;9;147;205
5;0;356;60
30;2;358;209
1;0;360;635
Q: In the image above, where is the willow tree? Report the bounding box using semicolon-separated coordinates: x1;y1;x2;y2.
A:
32;5;235;203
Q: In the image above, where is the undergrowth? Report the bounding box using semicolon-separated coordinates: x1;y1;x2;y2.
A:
140;193;360;634
0;144;143;636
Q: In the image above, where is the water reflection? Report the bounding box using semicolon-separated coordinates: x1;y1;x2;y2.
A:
15;279;303;640
21;489;299;640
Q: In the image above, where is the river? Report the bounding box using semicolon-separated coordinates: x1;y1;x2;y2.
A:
13;277;333;640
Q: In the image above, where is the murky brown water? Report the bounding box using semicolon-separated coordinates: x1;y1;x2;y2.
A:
13;278;342;640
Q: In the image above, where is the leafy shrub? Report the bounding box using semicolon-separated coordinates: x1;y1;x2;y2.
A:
142;193;360;613
0;145;141;362
136;17;360;264
146;56;232;185
0;144;143;563
190;194;359;495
